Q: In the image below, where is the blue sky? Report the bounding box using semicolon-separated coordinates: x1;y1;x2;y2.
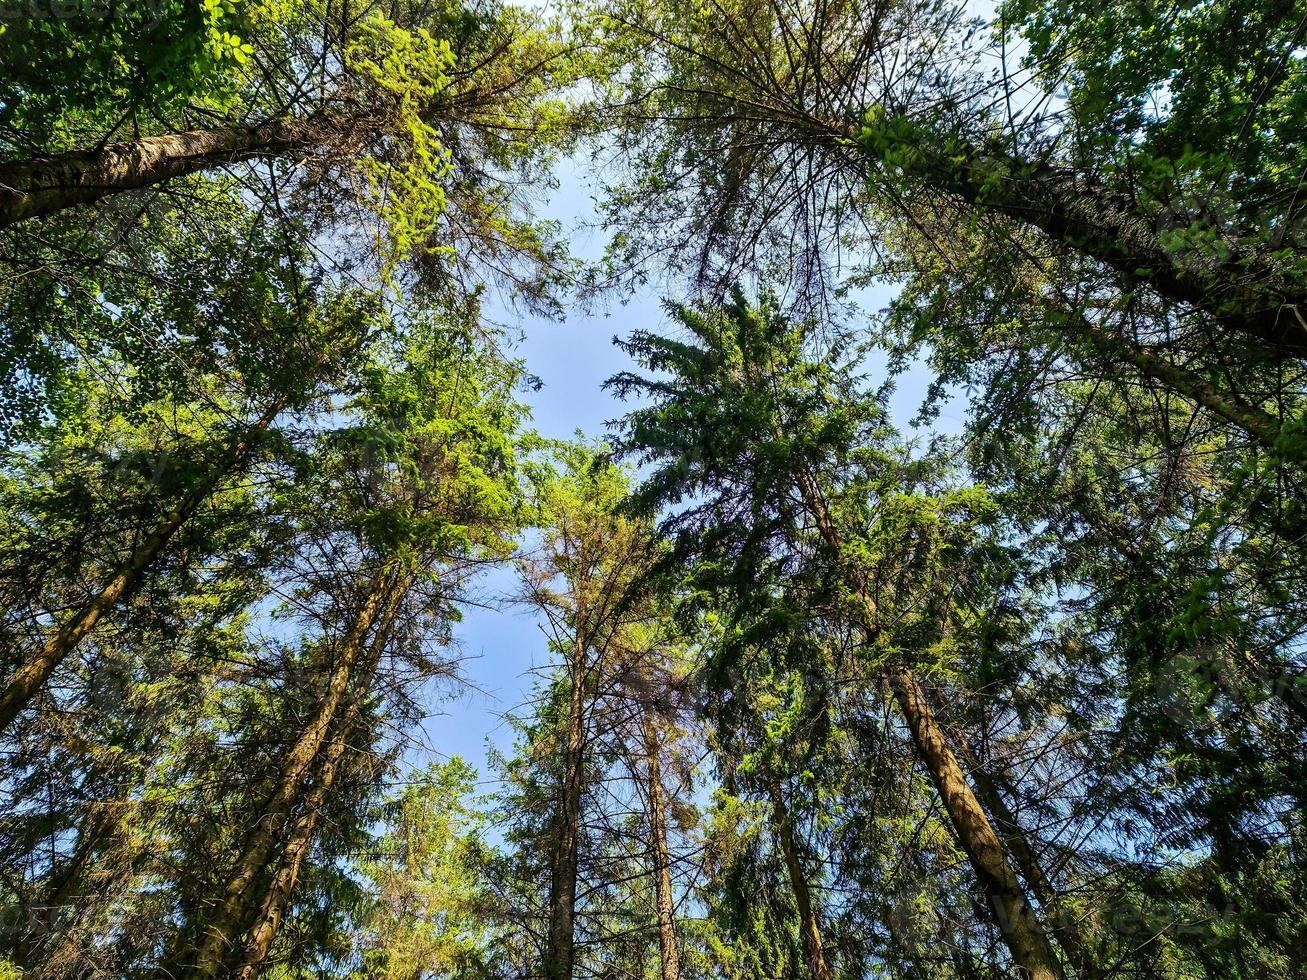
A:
418;158;660;780
418;0;1011;784
415;149;966;784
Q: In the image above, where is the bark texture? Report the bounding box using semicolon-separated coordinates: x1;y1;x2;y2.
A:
233;715;356;979
882;135;1307;359
188;563;403;979
790;466;1064;980
890;669;1064;980
767;776;832;980
957;740;1099;980
542;634;589;980
0;120;329;228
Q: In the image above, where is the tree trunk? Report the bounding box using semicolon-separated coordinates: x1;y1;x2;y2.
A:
956;738;1100;980
17;800;118;968
862;129;1307;358
1056;305;1289;458
230;591;412;979
233;713;357;980
790;466;1064;980
187;562;404;979
642;717;681;980
0;119;337;228
542;636;589;980
890;669;1064;980
0;404;280;735
766;775;832;980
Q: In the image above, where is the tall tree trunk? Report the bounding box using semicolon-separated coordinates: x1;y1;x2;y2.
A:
766;774;832;980
187;563;404;979
542;635;589;980
17;798;121;969
0;119;341;228
0;403;281;735
889;669;1064;980
233;712;358;980
230;590;410;978
858;127;1307;358
790;467;1064;980
641;716;681;980
24;797;140;980
955;738;1100;980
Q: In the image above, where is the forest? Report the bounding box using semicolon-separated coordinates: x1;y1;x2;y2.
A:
0;0;1304;976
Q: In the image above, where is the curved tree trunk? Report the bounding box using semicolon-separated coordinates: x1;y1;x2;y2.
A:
187;563;405;979
0;403;281;735
0;119;335;228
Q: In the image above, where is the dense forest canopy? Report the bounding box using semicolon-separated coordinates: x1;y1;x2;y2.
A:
0;0;1304;976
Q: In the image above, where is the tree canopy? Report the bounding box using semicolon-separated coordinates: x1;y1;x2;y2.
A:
0;0;1304;977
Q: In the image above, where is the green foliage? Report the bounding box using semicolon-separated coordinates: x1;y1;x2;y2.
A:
0;186;377;442
611;292;1009;680
346;13;457;274
350;758;496;978
0;0;266;145
2;1;1306;977
1003;0;1307;188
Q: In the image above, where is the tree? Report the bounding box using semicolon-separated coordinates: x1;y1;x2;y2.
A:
4;2;1307;976
518;448;654;979
611;293;1065;979
0;225;373;734
0;0;579;286
0;0;262;147
490;446;701;980
174;309;530;977
591;0;1307;457
348;758;498;978
593;13;1307;950
0;0;581;445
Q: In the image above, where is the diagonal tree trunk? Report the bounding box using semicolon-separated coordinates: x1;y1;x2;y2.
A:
0;402;282;736
232;711;359;980
954;737;1100;980
856;124;1307;359
1054;304;1289;457
641;715;682;980
0;118;349;228
186;562;406;979
230;579;413;979
791;466;1064;980
888;669;1064;980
